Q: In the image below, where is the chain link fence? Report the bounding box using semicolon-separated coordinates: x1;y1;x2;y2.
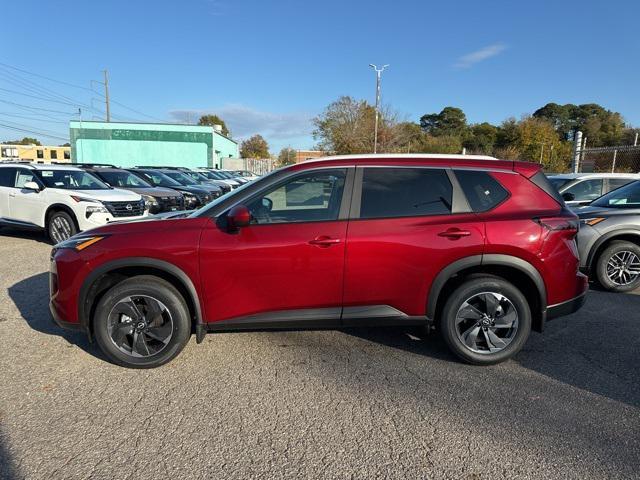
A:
577;145;640;173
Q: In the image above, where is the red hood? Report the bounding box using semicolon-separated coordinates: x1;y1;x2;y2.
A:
82;216;210;236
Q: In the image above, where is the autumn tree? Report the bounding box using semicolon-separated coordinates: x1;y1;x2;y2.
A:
278;147;297;166
240;134;270;158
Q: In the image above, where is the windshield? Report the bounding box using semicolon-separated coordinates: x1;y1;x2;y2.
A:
36;169;110;190
180;171;210;184
135;170;182;187
162;171;198;185
591;180;640;208
98;171;152;188
548;177;572;190
197;170;221;181
216;171;235;179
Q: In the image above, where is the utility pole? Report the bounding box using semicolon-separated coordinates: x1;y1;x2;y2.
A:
369;64;389;154
103;70;110;122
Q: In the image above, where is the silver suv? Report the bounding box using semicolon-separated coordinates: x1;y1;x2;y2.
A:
548;173;639;206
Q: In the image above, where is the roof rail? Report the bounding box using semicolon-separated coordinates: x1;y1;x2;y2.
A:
74;163;117;168
0;160;33;164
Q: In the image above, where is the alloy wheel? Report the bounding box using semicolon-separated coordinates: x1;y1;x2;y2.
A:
50;216;73;243
107;295;174;358
606;250;640;286
455;292;519;355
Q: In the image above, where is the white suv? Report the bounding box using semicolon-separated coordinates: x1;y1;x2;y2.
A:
0;163;147;242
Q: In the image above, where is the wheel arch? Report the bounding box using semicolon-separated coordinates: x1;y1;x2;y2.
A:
79;257;203;341
44;203;79;231
586;229;640;269
428;254;547;332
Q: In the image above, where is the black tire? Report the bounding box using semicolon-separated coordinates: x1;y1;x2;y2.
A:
47;210;77;244
595;240;640;293
438;276;531;365
93;275;191;368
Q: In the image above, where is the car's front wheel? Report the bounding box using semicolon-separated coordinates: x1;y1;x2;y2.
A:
93;276;191;368
47;211;77;243
438;276;531;365
596;240;640;292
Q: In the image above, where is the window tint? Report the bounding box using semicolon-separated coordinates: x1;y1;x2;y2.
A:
607;178;634;192
15;169;37;188
0;168;17;187
455;170;509;212
564;179;603;202
246;169;346;224
98;171;151;188
531;172;565;204
360;168;452;219
592;180;640;208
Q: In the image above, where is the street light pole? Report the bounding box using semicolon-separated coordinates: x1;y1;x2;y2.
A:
369;64;388;154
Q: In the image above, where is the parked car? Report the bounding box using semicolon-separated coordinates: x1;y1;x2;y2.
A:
0;163;146;242
575;179;640;292
128;168;218;209
217;169;250;184
200;169;243;189
79;165;185;214
232;170;260;181
548;173;639;206
160;167;232;195
50;154;587;368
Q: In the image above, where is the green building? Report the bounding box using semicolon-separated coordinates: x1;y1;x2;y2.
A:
69;121;239;168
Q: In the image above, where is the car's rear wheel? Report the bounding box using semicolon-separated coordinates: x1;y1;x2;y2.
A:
596;240;640;292
439;276;531;365
47;211;77;243
93;276;191;368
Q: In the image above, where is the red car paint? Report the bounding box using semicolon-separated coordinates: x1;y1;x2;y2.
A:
50;156;587;338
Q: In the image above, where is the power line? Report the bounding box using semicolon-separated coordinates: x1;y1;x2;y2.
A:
0;122;69;142
0;98;77;115
0;117;69;138
0;112;68;124
0;61;93;92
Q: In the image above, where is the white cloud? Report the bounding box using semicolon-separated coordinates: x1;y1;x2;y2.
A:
169;104;314;143
454;43;507;69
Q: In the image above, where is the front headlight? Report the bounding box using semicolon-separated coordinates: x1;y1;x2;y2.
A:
86;204;109;218
56;235;107;251
183;193;197;204
142;194;159;209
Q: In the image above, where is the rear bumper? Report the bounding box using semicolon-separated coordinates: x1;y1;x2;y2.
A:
546;291;587;321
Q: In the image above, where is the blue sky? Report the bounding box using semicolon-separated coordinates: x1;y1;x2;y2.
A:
2;0;639;152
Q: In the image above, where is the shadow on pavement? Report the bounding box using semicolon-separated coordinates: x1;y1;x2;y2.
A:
0;227;50;244
344;288;640;409
0;429;19;480
8;272;103;360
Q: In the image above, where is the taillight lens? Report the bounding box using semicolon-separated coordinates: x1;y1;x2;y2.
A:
534;216;579;239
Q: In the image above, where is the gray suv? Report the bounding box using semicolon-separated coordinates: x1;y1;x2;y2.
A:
575;180;640;292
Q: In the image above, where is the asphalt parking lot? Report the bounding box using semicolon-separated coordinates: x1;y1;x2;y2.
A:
1;228;639;480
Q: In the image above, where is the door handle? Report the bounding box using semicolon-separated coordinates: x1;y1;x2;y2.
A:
8;193;16;197
308;236;341;247
438;228;471;239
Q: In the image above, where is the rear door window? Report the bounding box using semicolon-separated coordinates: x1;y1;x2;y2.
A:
359;168;452;219
564;179;603;202
454;170;509;212
606;178;634;193
0;168;17;187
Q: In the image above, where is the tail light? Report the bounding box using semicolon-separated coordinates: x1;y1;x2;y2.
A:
534;216;579;240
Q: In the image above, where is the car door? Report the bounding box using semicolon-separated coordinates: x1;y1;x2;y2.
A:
199;167;353;325
8;168;45;226
342;166;485;322
0;168;17;220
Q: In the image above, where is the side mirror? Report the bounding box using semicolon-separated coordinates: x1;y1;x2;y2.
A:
23;181;40;192
227;204;251;230
562;192;575;202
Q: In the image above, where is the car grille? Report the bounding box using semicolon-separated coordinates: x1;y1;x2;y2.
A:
157;196;185;211
103;200;145;217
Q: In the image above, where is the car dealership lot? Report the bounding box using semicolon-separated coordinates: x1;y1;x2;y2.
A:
1;230;639;479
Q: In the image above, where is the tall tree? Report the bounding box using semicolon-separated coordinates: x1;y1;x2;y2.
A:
463;122;498;154
240;134;270;158
420;107;467;137
198;114;230;136
2;137;41;145
278;147;297;166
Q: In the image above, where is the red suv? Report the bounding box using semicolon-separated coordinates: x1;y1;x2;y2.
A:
50;155;588;368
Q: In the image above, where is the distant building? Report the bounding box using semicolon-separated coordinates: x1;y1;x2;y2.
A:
0;144;71;163
69;121;239;168
295;150;325;163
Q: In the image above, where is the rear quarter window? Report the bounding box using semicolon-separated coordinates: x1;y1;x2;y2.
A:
530;171;565;205
454;170;509;212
